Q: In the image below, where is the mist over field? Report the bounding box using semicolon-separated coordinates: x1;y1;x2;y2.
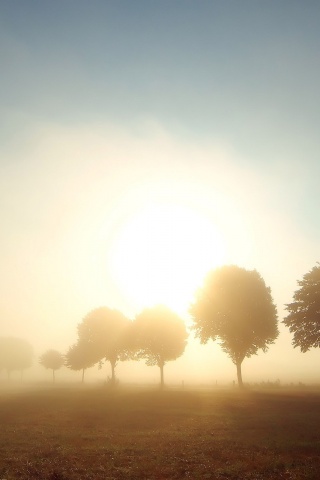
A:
1;3;320;479
1;2;320;389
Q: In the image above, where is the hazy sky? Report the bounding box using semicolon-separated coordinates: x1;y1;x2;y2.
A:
1;1;320;383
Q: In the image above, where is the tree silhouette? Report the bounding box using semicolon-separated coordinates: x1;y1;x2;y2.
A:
39;349;64;383
77;307;131;385
65;340;97;382
283;264;320;352
133;305;187;389
190;265;278;388
0;337;33;380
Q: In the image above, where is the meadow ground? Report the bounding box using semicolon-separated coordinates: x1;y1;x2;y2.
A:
0;384;319;479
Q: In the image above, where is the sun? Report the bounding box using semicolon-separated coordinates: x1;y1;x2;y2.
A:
108;201;226;316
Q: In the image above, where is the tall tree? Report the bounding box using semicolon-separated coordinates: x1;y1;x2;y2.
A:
39;349;64;383
65;340;97;382
133;305;188;389
190;265;278;388
283;264;320;352
0;337;33;380
77;307;131;385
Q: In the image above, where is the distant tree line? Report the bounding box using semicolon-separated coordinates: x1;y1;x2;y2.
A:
2;264;319;388
61;304;188;388
0;337;33;380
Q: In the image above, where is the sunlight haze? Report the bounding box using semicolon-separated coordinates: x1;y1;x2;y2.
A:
1;1;320;385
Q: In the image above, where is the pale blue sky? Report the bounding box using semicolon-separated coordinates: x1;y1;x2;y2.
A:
1;2;320;223
1;2;319;382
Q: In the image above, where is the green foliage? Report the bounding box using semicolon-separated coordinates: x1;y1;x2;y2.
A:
0;337;33;374
133;305;187;368
39;349;64;371
190;265;278;369
283;264;320;352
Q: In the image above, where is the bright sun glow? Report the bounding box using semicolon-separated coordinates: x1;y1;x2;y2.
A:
109;202;226;316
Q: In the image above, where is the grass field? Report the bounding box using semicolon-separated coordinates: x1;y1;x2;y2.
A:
0;385;319;479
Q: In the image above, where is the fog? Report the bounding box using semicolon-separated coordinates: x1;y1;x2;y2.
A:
0;122;319;388
1;2;320;389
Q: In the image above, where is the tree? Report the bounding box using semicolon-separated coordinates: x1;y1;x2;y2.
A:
39;349;64;383
0;337;33;380
283;264;320;352
77;307;131;385
133;305;188;389
65;340;97;382
190;265;278;388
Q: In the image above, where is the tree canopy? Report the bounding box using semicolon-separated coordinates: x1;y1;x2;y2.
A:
0;337;33;379
39;349;64;383
65;340;98;382
190;265;278;387
133;305;188;388
283;264;320;352
77;307;131;384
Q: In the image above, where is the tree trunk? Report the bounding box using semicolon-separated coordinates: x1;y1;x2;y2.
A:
236;361;243;388
52;369;55;384
82;368;85;383
159;364;164;390
110;361;116;385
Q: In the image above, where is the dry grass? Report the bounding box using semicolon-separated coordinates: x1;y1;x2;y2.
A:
0;384;319;479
